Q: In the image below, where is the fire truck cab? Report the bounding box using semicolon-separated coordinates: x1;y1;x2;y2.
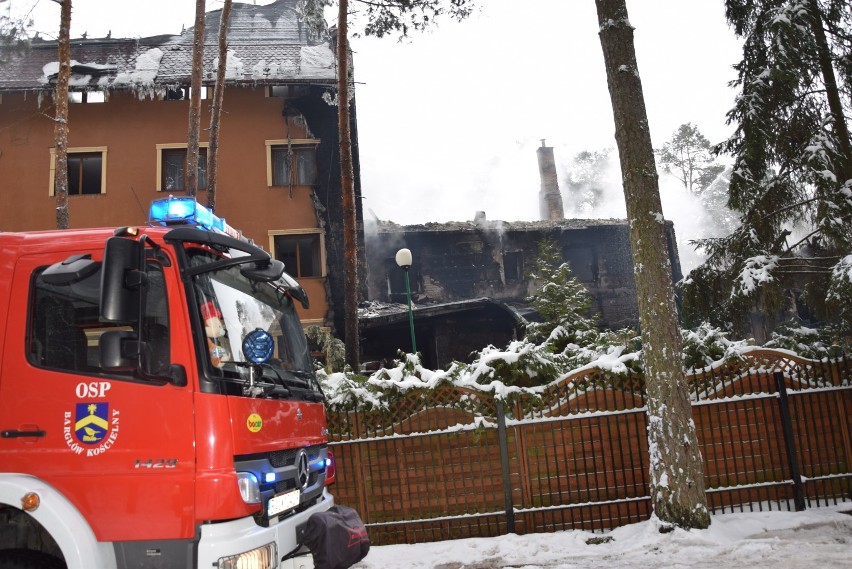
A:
0;198;334;569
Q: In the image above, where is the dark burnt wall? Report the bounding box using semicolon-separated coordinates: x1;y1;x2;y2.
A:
365;219;682;331
292;86;367;336
362;304;520;369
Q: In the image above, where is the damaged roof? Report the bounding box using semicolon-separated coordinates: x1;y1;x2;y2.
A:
368;217;630;235
359;298;527;329
0;0;337;93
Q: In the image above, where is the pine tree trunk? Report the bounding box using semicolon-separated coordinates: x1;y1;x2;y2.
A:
207;0;232;211
186;0;206;198
337;0;361;370
595;0;710;529
806;0;852;182
53;0;71;229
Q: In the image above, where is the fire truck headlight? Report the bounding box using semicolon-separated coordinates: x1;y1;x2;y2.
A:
217;542;276;569
236;472;261;504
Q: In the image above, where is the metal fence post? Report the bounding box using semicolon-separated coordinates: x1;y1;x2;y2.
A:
774;371;806;511
496;399;516;533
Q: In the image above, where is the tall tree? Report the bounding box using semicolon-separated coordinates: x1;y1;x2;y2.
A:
206;0;232;212
52;0;71;229
186;0;206;198
594;0;710;529
299;0;475;370
682;0;852;335
657;123;725;194
336;0;359;371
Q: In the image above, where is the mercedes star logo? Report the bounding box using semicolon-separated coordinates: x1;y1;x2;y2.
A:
296;450;310;488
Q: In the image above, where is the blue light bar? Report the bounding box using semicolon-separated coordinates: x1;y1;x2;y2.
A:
148;196;245;241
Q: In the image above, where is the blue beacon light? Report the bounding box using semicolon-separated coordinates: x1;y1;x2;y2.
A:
147;196;247;240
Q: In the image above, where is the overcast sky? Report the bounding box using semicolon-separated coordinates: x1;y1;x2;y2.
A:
17;0;743;235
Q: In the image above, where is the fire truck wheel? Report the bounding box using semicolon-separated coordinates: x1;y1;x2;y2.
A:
0;549;65;569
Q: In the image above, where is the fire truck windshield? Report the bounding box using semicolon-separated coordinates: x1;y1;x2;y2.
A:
187;248;319;398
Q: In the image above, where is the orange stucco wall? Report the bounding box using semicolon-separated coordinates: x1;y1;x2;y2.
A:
0;87;329;322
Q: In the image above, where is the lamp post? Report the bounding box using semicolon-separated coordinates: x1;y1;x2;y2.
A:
395;248;417;354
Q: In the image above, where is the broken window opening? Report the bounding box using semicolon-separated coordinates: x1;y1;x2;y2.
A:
504;251;524;282
267;85;310;98
69;91;106;104
386;260;422;303
165;86;210;101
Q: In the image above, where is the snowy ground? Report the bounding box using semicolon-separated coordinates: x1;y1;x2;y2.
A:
354;504;851;569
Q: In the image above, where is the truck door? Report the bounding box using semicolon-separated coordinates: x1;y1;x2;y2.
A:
0;248;197;542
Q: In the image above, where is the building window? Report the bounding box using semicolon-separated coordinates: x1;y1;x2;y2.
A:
271;147;315;186
267;85;310;98
164;86;210;100
67;153;103;195
504;251;524;282
157;144;208;192
270;230;325;278
49;147;107;196
69;91;106;104
265;140;319;187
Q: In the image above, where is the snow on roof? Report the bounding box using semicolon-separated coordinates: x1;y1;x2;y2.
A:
0;0;337;93
369;217;631;234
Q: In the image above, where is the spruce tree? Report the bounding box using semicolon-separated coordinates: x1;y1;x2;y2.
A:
525;238;597;350
682;0;852;335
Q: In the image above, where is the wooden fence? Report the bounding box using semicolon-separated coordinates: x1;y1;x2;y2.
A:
327;349;852;545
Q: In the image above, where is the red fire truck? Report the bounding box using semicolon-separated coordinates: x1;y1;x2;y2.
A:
0;198;335;569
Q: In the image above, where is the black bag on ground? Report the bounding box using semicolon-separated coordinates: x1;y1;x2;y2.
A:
302;505;370;569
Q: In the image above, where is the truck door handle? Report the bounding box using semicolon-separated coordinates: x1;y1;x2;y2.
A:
2;429;47;438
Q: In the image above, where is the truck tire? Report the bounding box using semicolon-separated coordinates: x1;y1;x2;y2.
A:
0;549;65;569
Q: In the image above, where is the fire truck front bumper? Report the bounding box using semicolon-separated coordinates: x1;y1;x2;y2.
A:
197;489;334;569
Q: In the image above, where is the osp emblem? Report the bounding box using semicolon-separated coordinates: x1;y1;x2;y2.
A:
64;402;120;457
75;402;109;443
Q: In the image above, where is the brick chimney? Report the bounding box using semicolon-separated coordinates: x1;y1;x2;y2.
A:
537;140;564;221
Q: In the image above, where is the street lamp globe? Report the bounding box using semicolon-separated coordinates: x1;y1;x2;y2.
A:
395;248;412;269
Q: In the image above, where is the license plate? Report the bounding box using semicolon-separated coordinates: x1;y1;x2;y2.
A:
268;489;300;517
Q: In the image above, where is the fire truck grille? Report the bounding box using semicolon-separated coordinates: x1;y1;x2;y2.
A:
268;448;299;468
268;444;326;468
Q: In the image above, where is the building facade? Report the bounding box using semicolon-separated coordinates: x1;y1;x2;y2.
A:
0;0;364;336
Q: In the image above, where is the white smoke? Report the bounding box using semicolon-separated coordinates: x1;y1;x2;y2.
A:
557;148;736;275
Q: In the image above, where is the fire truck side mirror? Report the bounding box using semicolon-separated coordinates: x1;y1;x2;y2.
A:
100;237;144;323
240;259;286;282
99;330;139;371
100;330;187;386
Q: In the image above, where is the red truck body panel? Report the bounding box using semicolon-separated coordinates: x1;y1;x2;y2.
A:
0;226;331;552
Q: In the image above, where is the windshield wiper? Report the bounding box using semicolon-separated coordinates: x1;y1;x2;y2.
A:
259;366;321;397
289;370;325;401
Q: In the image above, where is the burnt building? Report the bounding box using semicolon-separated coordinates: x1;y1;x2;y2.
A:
362;215;682;368
360;142;683;369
